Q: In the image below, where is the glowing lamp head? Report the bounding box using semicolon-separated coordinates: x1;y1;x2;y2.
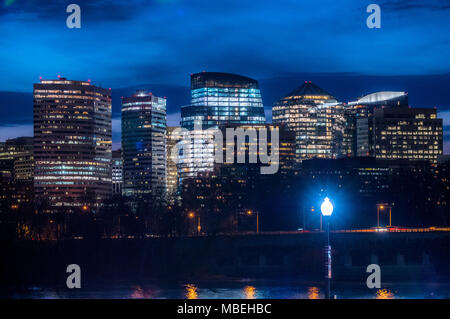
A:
321;197;333;216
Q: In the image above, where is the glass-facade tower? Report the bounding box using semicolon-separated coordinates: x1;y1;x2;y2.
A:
121;91;167;201
181;72;266;129
179;72;266;181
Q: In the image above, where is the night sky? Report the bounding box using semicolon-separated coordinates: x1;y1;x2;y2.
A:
0;0;449;151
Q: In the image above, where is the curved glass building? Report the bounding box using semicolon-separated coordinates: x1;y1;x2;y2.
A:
349;91;408;108
272;81;344;163
181;72;266;130
179;72;266;181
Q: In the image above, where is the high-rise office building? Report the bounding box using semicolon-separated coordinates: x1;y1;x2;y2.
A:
33;77;112;208
181;124;297;233
372;107;443;163
344;91;408;157
181;72;266;130
112;150;123;195
121;90;167;201
0;137;33;159
272;81;345;163
0;137;34;212
179;72;266;181
215;123;296;175
166;126;181;204
0;137;34;181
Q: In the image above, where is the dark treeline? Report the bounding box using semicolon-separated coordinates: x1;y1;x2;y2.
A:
0;159;449;241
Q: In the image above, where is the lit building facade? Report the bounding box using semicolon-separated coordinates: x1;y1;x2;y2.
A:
112;150;123;195
215;123;296;175
33;78;112;208
372;107;443;163
300;157;433;228
343;91;408;157
179;72;266;181
0;137;34;212
272;81;345;163
166;126;181;204
0;137;34;181
121;91;167;200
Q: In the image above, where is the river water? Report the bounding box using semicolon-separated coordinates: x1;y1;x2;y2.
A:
11;280;450;299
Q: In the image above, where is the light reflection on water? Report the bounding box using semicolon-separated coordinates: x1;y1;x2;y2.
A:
185;284;198;299
308;287;320;299
243;285;256;299
376;289;396;299
12;281;450;299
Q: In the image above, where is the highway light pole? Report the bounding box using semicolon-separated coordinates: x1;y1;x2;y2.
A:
321;197;333;299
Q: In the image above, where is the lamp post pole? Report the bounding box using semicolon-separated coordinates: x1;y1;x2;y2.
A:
389;206;392;227
326;217;331;299
246;210;259;233
256;212;259;233
321;197;333;300
377;203;392;228
377;205;380;228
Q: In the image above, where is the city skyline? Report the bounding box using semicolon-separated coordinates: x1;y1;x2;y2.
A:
0;0;450;152
1;0;450;302
0;73;449;153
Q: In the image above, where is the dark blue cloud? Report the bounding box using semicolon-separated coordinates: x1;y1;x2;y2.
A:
0;0;449;91
380;0;450;11
0;0;150;20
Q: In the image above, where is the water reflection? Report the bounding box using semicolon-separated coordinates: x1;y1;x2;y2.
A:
307;286;320;299
130;286;160;299
185;284;198;299
131;286;145;299
243;285;256;299
15;281;446;299
376;289;395;299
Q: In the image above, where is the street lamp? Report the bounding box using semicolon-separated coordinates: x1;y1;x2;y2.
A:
247;210;259;233
377;203;392;227
188;212;201;236
321;197;333;299
321;197;333;216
